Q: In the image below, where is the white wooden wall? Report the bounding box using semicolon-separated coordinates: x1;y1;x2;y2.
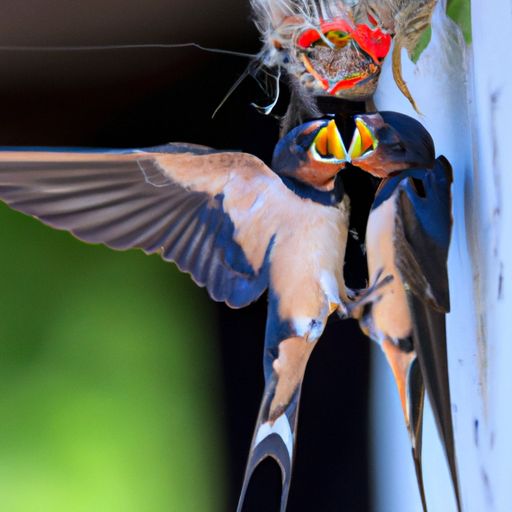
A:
370;1;512;510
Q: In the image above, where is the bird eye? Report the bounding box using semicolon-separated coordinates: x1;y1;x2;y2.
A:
297;28;351;49
322;30;351;48
297;19;354;50
390;142;406;152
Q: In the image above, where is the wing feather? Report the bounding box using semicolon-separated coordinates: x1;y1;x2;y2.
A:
395;156;452;312
393;156;460;506
0;145;288;308
408;293;461;508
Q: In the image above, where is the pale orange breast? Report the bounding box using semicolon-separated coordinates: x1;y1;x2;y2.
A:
270;197;350;325
366;196;412;340
159;150;350;328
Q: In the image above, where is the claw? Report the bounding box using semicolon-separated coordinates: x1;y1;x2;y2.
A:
345;269;394;319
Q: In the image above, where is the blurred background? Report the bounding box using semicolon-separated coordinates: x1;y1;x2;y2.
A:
0;1;373;511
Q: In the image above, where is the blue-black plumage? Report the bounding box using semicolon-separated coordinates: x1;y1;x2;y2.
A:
350;111;460;512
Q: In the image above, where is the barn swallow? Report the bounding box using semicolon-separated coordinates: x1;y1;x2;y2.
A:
0;119;358;511
349;111;461;511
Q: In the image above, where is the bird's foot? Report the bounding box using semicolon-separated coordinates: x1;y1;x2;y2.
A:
342;268;393;319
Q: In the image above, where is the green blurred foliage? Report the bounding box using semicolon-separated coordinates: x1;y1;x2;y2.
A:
447;0;472;44
0;203;226;512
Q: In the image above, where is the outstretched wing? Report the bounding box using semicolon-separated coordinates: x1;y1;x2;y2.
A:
0;143;290;308
394;156;460;510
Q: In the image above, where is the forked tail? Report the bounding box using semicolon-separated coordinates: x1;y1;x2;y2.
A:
237;373;301;512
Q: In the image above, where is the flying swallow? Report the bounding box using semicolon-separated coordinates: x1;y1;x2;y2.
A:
0;119;358;511
349;111;461;511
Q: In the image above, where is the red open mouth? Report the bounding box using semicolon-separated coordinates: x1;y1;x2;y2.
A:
297;18;392;95
297;18;392;62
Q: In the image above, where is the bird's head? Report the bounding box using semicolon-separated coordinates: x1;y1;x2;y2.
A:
253;2;391;103
251;1;436;112
348;111;435;177
292;16;391;101
271;119;348;191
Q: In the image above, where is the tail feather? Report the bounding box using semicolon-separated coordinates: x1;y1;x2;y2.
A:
409;295;462;511
382;340;428;511
236;432;294;512
407;357;427;512
237;376;302;512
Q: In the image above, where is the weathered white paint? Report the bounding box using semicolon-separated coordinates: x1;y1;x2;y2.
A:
469;1;512;510
368;0;512;510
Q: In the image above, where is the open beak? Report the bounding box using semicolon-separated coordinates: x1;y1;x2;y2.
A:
309;120;347;164
348;116;378;160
